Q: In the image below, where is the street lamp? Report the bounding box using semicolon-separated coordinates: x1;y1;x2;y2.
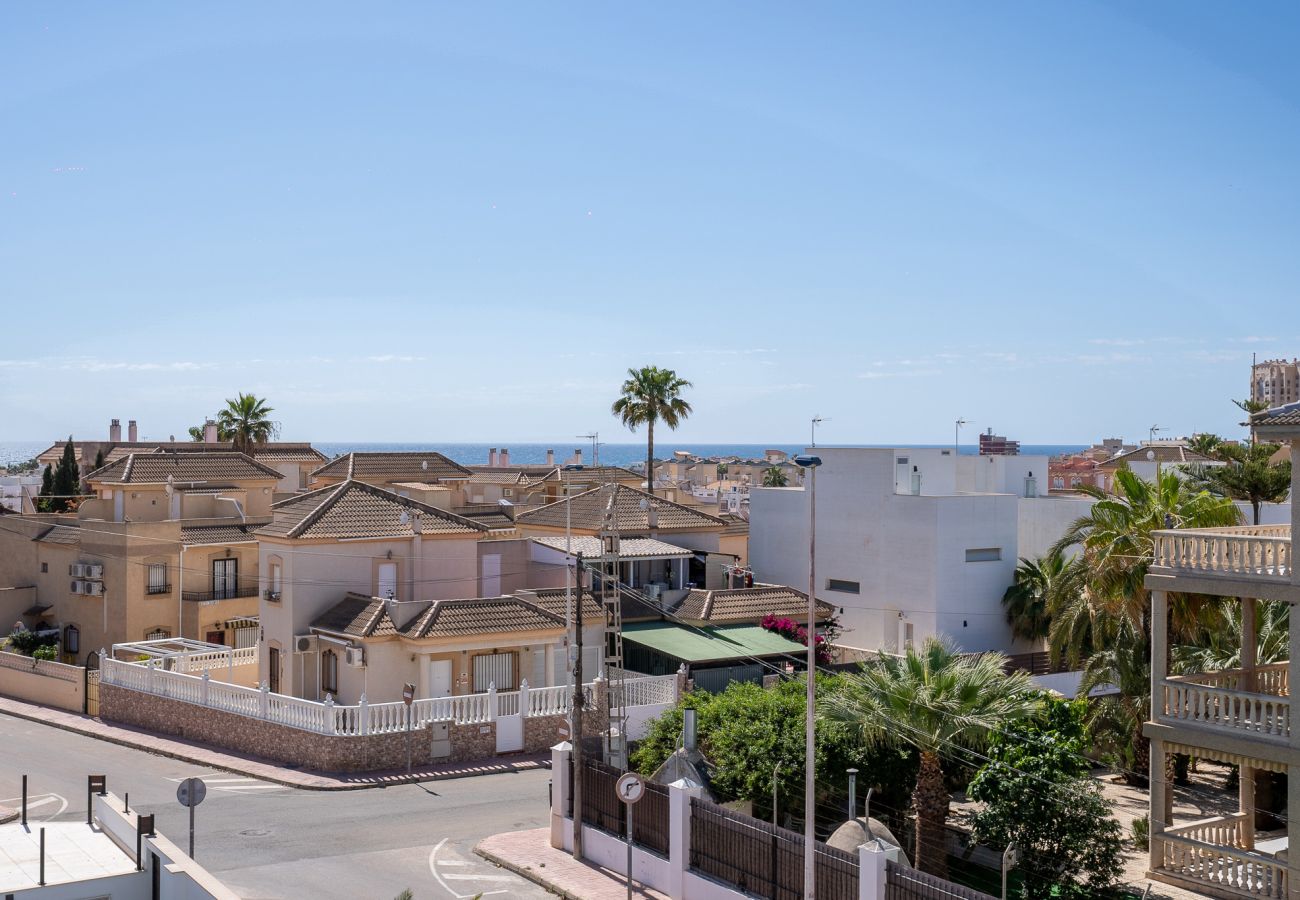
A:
792;452;822;900
562;463;584;858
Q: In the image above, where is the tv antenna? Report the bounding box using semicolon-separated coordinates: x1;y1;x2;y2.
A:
577;432;601;467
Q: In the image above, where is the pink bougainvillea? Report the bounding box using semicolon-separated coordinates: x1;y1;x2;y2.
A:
761;614;831;665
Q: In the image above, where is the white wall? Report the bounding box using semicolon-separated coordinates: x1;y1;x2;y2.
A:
1017;495;1094;560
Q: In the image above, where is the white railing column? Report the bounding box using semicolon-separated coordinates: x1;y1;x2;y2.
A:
550;741;572;851
519;678;530;717
1149;737;1168;875
200;671;210;706
323;694;335;735
259;681;270;718
488;683;498;721
667;779;702;899
858;840;899;900
359;693;369;735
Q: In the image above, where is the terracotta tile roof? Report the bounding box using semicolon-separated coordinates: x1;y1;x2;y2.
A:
467;464;639;484
180;525;255;546
465;471;531;485
87;451;282;484
517;483;726;533
258;480;486;540
719;514;749;536
249;444;328;463
1253;401;1300;428
389;482;451;491
406;596;562;638
672;584;833;624
1098;446;1218;469
311;593;397;638
310;452;472;482
532;536;693;559
523;588;604;621
456;512;518;530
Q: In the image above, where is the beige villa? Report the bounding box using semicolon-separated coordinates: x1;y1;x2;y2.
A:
0;451;279;661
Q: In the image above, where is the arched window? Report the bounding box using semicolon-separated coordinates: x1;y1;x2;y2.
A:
321;649;338;696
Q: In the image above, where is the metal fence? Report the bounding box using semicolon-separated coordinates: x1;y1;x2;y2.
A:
885;860;997;900
579;759;670;857
689;797;859;900
690;663;765;694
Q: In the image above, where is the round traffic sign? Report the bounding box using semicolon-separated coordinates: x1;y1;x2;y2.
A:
615;772;645;805
176;777;207;808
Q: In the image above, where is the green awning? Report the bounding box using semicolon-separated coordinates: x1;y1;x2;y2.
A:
621;622;805;665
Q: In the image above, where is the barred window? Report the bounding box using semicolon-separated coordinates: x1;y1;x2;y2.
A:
147;563;168;594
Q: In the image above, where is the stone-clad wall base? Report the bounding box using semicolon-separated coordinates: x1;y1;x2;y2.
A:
103;683;447;773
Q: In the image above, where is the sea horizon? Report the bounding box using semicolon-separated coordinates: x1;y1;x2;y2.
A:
0;439;1089;469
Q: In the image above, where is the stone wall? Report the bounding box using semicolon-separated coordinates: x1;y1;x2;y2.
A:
102;683;445;773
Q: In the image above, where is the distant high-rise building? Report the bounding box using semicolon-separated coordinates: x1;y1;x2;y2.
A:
1251;358;1299;408
978;429;1020;456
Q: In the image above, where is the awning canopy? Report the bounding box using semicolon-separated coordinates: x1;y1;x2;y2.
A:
621;621;804;665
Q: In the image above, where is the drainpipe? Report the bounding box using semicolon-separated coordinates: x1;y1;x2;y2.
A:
177;544;186;638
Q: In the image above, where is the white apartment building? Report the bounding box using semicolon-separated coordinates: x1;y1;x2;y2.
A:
749;447;1092;654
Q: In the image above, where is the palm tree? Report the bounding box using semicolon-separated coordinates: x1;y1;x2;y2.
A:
1079;620;1152;784
611;366;692;497
822;639;1040;877
1001;554;1067;643
187;424;205;442
1173;599;1290;673
1189;442;1292;525
762;465;788;487
216;394;278;455
1186;432;1225;459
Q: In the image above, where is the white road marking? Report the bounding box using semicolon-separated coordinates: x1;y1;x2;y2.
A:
163;776;284;792
0;793;68;821
442;873;518;882
436;860;471;866
428;838;509;898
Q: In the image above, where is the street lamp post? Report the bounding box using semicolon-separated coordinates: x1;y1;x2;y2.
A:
562;464;585;858
793;452;822;900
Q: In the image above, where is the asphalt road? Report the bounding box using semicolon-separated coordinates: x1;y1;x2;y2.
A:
0;711;554;899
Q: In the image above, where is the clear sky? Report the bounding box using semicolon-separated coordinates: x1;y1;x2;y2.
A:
2;3;1297;445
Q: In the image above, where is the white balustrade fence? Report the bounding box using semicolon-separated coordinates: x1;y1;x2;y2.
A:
1153;526;1292;581
1160;678;1289;739
99;654;676;737
176;646;258;675
1156;832;1287;899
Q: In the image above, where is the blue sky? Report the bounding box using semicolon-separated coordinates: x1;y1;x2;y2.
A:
2;3;1297;445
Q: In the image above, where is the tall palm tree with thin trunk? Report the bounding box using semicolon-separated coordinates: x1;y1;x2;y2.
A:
216;393;278;455
821;639;1040;878
1001;554;1067;643
611;366;692;497
762;465;789;487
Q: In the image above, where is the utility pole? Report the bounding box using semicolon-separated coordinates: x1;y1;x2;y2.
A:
571;551;585;858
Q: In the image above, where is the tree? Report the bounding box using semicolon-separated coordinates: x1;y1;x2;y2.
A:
1186;432;1225;459
1174;599;1290;673
966;698;1125;899
216;394;277;454
1001;554;1066;643
821;639;1041;877
1235;397;1269;445
1189;442;1292;525
43;439;80;513
37;464;54;513
611;366;692;497
762;465;789;487
632;677;917;834
1078;620;1152;783
187;424;206;442
92;448;105;472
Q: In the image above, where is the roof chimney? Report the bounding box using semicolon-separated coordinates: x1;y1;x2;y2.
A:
489;448;498;467
109;419;121;442
128;420;138;442
683;707;697;751
500;448;510;467
203;420;218;443
574;448;583;464
546;449;555;466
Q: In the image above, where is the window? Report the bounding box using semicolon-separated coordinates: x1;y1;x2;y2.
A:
268;560;283;601
377;562;398;600
212;558;238;600
826;578;860;594
145;628;170;640
147;563;168;594
472;651;517;692
268;646;281;694
1052;476;1065;489
321;650;338;696
965;548;1002;563
40;562;48;573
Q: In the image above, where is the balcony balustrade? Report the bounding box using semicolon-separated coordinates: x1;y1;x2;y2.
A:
181;581;260;603
1159;663;1290;743
1152;525;1292;583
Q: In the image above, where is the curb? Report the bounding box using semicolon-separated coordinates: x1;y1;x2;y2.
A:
475;842;582;900
0;699;548;791
0;806;17;826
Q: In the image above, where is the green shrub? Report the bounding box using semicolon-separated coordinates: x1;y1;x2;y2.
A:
1131;814;1149;851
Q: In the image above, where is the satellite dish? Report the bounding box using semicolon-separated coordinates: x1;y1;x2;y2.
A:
165;474;174;497
399;511;410;525
639;499;649;510
421;460;428;471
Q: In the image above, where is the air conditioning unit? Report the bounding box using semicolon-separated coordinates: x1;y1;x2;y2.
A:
644;583;662;602
70;580;84;594
86;582;105;597
294;634;318;653
87;564;104;579
70;563;87;578
344;646;365;668
265;590;282;602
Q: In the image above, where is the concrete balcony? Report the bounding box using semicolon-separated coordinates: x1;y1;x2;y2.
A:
1151;526;1292;584
1158;664;1290;745
1153;813;1288;899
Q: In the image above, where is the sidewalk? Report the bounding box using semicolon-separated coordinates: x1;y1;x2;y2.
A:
477;827;668;900
0;695;547;790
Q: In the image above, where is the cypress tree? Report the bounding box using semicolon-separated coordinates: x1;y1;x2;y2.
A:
38;465;54;513
51;439;79;512
93;448;105;472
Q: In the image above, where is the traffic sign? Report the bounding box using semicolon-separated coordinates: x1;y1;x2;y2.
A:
176;778;206;808
615;772;645;805
402;682;415;706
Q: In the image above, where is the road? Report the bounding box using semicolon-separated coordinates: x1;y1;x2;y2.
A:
0;711;554;899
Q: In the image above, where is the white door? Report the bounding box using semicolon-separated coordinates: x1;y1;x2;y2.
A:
482;554;501;597
429;659;452;698
378;562;398;600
